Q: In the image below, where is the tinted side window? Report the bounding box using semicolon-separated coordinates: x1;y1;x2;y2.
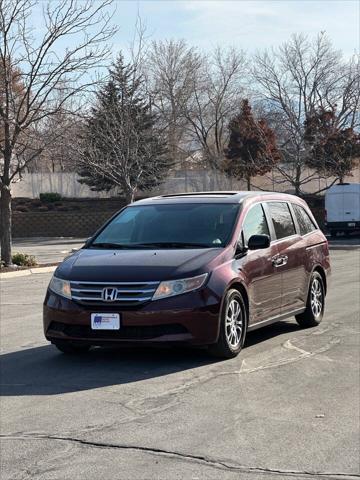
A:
293;204;317;235
268;202;296;239
242;203;270;245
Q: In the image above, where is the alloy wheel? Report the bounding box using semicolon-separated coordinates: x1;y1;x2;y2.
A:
225;298;243;348
310;278;323;318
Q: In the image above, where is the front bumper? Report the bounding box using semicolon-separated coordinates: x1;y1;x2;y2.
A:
43;288;222;347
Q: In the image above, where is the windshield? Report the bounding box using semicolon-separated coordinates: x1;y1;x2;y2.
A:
90;203;239;249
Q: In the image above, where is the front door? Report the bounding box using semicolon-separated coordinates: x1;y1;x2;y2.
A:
238;203;282;325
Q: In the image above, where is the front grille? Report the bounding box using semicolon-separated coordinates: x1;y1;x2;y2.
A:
70;280;159;307
48;321;188;340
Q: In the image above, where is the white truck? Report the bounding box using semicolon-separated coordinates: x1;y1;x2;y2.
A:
325;183;360;237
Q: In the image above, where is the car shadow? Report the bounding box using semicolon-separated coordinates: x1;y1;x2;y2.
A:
0;344;218;397
0;321;300;397
246;320;300;348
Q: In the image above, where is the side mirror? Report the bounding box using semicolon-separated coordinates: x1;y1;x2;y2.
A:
247;234;270;250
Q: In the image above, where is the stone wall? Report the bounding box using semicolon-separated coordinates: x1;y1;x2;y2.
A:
12;210;118;238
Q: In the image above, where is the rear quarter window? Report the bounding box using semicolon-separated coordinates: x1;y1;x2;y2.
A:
292;204;317;236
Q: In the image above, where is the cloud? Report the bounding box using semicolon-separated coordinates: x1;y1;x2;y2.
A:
168;0;359;56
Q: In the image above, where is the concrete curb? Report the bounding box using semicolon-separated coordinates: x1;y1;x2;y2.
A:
0;265;57;279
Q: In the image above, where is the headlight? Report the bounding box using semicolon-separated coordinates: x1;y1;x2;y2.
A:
152;273;208;300
48;275;72;299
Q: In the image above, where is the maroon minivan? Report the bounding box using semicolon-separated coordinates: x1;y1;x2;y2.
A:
43;192;331;358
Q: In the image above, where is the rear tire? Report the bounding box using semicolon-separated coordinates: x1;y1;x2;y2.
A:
53;341;91;355
208;289;247;359
296;272;325;328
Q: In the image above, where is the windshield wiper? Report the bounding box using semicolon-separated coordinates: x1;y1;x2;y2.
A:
131;242;213;249
89;242;217;249
89;242;133;249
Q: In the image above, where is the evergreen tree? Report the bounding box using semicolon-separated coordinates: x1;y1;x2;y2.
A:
224;100;280;190
77;55;170;202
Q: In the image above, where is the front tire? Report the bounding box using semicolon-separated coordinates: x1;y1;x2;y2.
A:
209;289;247;359
296;272;325;328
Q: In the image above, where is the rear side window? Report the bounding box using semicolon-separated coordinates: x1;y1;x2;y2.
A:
292;204;317;235
242;203;270;245
267;202;296;239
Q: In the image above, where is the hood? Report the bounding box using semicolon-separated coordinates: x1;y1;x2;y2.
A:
55;247;225;282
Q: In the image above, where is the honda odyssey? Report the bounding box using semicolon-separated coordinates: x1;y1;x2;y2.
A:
43;191;331;358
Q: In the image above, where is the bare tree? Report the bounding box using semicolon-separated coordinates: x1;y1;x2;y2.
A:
147;39;202;171
0;0;116;265
26;87;81;173
253;33;360;195
181;46;247;188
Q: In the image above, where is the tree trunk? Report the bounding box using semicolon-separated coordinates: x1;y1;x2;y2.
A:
124;189;135;204
0;184;12;266
294;163;302;196
339;176;344;184
247;175;251;191
209;173;215;191
184;166;189;192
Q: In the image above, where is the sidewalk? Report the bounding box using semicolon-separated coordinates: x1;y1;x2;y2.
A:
11;237;86;264
327;235;360;249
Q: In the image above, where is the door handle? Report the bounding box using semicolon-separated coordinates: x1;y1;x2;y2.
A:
272;255;288;267
271;255;282;267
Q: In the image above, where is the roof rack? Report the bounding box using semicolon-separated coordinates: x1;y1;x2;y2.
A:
159;191;239;198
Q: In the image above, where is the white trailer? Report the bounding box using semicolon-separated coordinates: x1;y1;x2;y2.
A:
325;183;360;236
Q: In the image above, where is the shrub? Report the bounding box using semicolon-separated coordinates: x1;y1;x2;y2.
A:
15;206;29;212
39;192;62;203
12;253;37;267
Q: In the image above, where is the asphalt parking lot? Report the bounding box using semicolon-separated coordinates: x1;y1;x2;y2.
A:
0;248;359;479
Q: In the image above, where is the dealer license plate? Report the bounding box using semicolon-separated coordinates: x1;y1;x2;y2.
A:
91;313;120;330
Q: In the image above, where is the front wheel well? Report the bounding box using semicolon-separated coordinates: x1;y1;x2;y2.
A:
229;282;249;319
313;266;327;295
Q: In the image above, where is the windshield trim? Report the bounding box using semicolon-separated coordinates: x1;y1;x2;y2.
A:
87;202;241;250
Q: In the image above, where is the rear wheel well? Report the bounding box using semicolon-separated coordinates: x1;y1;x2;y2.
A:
229;282;249;319
313;266;327;295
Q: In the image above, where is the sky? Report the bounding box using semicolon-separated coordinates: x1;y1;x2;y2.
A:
109;0;359;57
